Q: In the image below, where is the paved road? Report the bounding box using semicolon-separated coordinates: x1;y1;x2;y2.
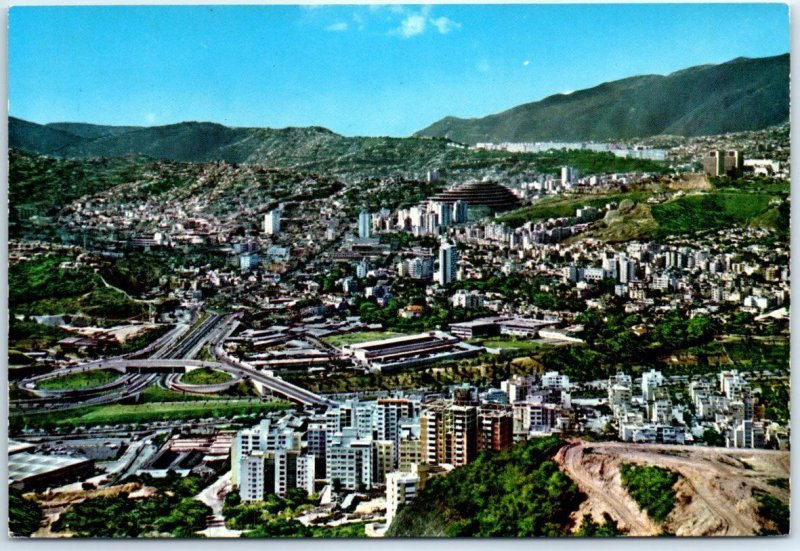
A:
13;314;232;413
13;312;335;412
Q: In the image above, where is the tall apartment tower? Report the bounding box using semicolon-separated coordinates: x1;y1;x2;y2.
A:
376;399;416;464
724;150;744;178
420;401;478;468
561;166;574;185
385;471;419;526
430;201;452;227
264;209;281;235
358;209;372;239
452;200;469;224
478;407;514;452
703;150;725;177
436;241;458;286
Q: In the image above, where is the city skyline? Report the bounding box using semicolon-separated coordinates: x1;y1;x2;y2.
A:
8;3;789;136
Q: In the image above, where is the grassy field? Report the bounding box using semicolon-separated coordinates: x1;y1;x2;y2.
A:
37;369;122;391
139;385;225;403
180;367;233;385
10;399;291;430
321;330;406;348
138;382;257;403
476;338;546;353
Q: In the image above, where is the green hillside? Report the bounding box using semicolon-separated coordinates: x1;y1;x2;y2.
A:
45;121;141;140
386;436;583;537
651;191;785;238
8;149;155;218
416;54;789;144
10;117;471;176
8;117;85;153
9;255;148;324
498;183;788;239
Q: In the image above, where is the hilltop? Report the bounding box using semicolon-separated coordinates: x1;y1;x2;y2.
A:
415;54;789;144
8;117;464;177
8;120;667;191
386;438;789;537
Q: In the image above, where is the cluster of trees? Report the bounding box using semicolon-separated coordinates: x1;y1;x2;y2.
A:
9;256;94;307
530;149;668;177
9;255;149;325
53;473;211;538
756;382;790;425
8;317;72;353
9;487;44;537
537;307;719;381
344;177;446;215
357;296;492;333
754;490;790;535
387;436;583;537
8;149;151;231
574;513;625;537
578;308;716;355
223;488;313;532
284;353;545;394
619;463;678;524
453;273;583;312
221;488;362;537
699;427;726;447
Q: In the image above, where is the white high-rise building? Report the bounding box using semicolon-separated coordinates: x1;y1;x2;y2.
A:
430;201;452;227
541;371;570;391
296;454;316;496
408;257;434;280
641;369;664;402
326;429;374;491
264;210;281;235
385;471;419;526
239;453;268;502
453;200;469;224
358;209;372;239
436;241;457;286
561;166;575;185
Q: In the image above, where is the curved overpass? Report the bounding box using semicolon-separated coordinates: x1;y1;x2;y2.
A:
164;371;243;395
14;312;335;411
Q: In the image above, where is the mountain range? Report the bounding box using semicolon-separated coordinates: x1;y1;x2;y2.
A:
415;53;789;144
8;53;789;161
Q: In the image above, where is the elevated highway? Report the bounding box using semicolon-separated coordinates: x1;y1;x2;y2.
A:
13;312;335;412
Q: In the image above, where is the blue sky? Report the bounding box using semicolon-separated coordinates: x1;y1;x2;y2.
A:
8;4;790;137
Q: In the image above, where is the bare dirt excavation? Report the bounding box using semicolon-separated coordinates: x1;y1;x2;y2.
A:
556;440;790;536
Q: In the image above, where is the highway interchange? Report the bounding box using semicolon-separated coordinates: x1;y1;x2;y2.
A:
12;312;335;416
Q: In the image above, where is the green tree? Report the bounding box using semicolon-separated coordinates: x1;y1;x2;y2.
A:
9;487;44;537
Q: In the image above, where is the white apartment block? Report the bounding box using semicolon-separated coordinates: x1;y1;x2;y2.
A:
385;471;419;526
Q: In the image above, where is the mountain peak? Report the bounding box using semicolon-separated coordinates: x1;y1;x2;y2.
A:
415;53;789;144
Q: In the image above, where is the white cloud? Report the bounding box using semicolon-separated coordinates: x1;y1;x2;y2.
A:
390;7;459;38
561;90;574;95
431;16;460;34
399;14;427;37
522;60;530;67
326;21;349;32
145;113;157;124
